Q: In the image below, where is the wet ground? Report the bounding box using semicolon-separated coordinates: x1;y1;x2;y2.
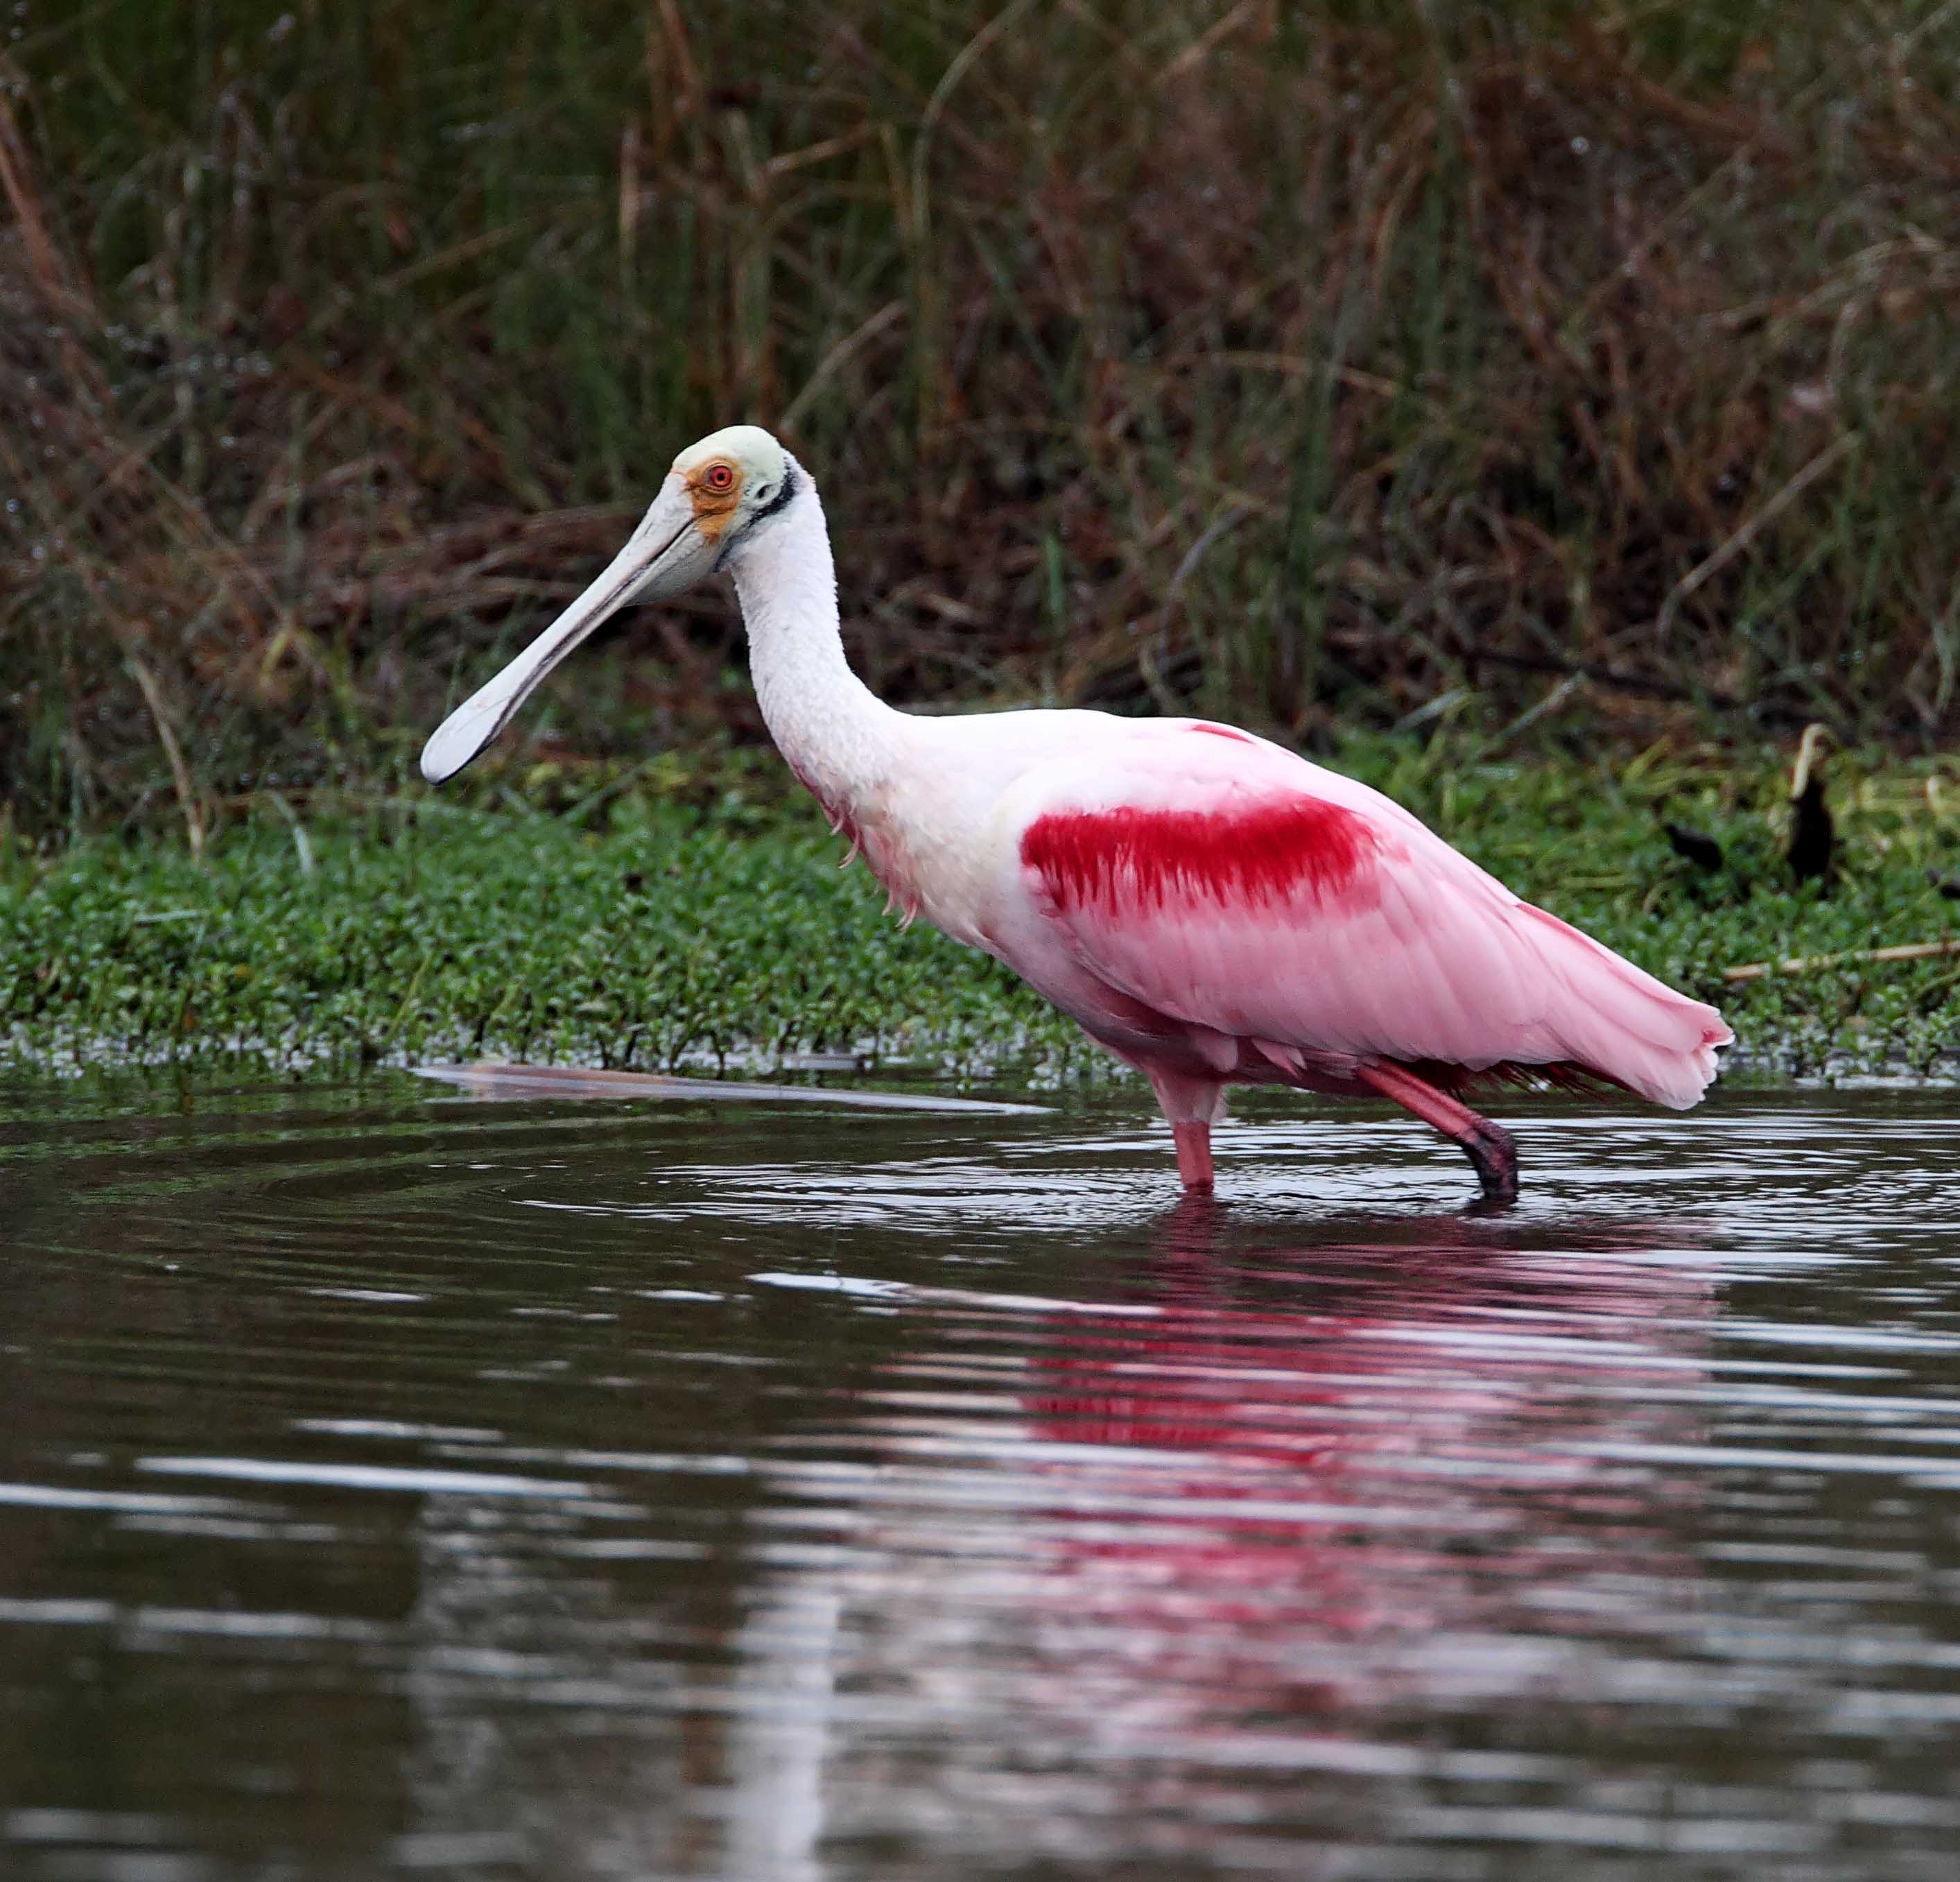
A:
3;1076;1959;1881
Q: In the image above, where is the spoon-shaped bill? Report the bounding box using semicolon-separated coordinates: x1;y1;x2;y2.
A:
419;483;711;784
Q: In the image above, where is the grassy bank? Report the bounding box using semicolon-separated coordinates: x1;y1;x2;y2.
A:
3;3;1958;841
4;743;1957;1084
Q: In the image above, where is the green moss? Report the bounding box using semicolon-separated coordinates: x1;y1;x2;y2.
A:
4;743;1956;1082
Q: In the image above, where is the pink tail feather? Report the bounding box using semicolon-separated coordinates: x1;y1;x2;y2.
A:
1515;904;1732;1109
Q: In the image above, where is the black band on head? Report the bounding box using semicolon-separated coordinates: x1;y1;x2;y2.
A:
716;463;799;570
753;463;799;522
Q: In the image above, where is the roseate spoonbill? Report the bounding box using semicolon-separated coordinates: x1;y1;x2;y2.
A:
422;426;1731;1204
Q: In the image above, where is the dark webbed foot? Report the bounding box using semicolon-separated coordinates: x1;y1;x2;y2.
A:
1457;1115;1518;1209
1353;1058;1521;1211
1458;1113;1513;1207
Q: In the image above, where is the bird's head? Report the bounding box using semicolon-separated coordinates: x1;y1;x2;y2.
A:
1789;721;1834;804
420;424;799;784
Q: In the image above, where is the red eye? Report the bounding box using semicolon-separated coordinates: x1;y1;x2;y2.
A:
705;464;734;492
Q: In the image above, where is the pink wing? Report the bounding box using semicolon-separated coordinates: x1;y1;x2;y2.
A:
1006;725;1730;1107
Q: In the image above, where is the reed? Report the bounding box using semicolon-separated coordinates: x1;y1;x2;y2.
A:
3;1;1957;838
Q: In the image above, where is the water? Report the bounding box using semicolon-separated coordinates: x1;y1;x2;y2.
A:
3;1075;1959;1881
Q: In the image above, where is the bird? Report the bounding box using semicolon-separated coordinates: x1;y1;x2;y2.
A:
422;426;1731;1206
1786;722;1835;887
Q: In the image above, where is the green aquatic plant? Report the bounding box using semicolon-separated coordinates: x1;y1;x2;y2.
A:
3;745;1955;1081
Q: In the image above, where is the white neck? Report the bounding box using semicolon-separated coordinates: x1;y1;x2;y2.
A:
728;469;908;816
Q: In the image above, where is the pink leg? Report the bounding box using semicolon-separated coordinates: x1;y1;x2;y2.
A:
1355;1060;1518;1206
1144;1067;1226;1195
1172;1123;1214;1194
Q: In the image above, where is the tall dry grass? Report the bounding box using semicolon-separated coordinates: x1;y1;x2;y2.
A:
2;0;1957;838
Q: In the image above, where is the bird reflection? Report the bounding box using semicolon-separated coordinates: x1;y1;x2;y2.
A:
728;1200;1719;1864
396;1200;1717;1876
990;1198;1712;1692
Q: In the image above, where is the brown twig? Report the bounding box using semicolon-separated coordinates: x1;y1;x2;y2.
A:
1722;940;1960;984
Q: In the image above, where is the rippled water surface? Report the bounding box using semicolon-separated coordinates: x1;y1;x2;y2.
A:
4;1075;1960;1881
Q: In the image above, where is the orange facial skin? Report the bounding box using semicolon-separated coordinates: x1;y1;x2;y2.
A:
684;460;744;543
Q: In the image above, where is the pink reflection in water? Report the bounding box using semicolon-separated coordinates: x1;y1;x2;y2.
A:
835;1202;1715;1729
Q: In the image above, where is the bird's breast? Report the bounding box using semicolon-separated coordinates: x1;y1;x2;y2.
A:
791;766;928;927
858;813;925;925
867;786;1005;949
787;736;1043;950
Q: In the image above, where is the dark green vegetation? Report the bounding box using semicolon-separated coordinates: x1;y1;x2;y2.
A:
5;744;1956;1080
3;2;1958;846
